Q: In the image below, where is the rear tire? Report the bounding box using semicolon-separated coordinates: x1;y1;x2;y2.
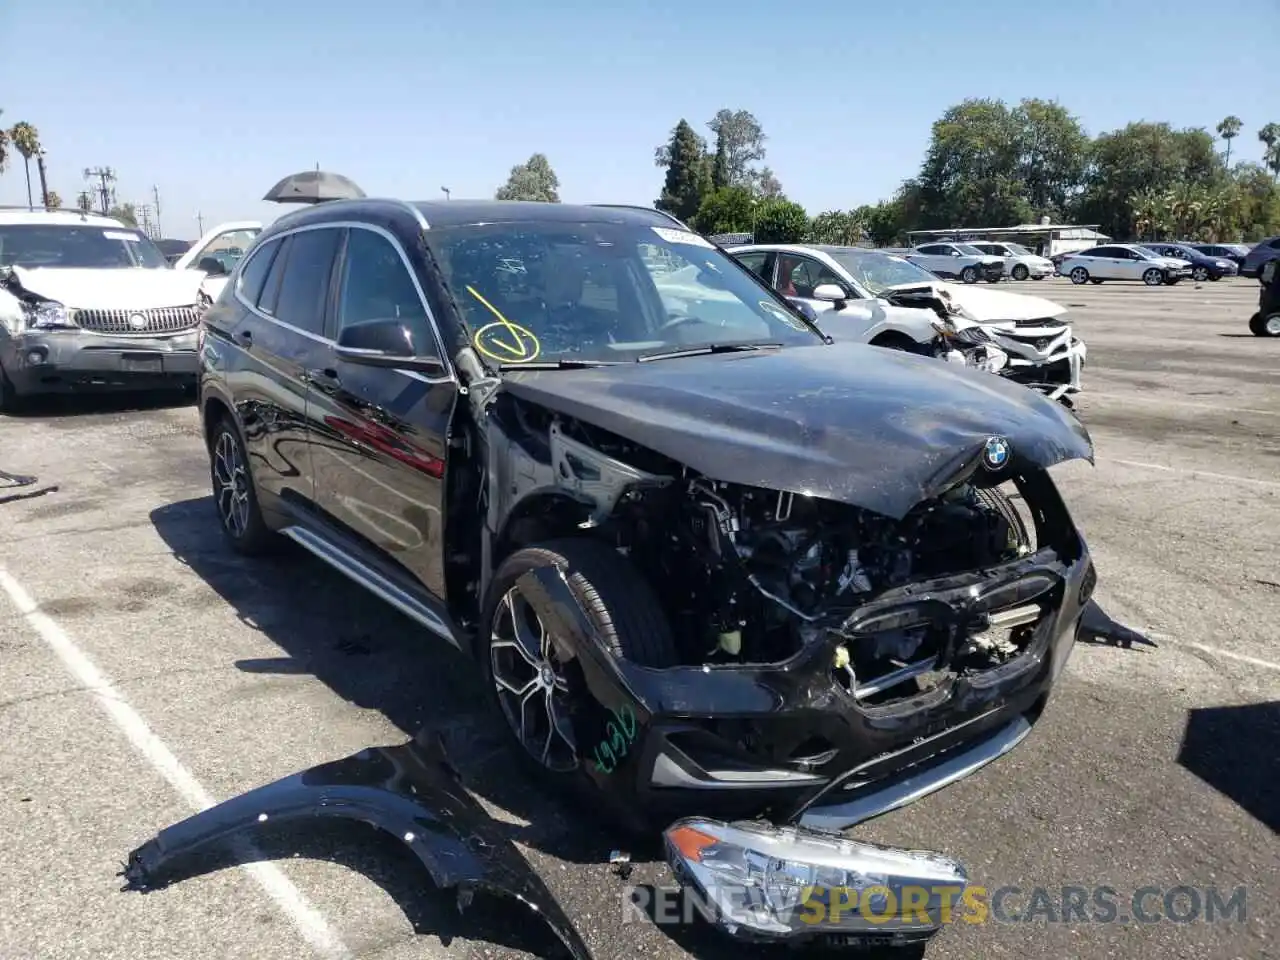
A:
481;539;679;785
208;416;275;555
1249;312;1280;337
1192;266;1209;282
1012;264;1029;281
1089;279;1103;285
1070;267;1089;284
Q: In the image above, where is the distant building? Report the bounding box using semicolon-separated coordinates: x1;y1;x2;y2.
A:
905;223;1110;258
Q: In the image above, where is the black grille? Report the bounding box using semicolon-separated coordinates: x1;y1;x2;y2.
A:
72;305;200;335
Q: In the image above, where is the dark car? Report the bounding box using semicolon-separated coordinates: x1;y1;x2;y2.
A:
1191;242;1250;269
196;198;1096;936
1240;235;1280;279
1138;242;1238;281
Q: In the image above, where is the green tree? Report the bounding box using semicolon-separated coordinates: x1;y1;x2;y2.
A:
654;120;710;222
858;198;908;247
495;153;561;202
751;166;784;199
1232;162;1280;239
753;198;808;243
1259;123;1280;179
8;121;41;209
690;186;755;235
915;99;1032;227
710;137;729;190
1216;115;1242;167
808;210;863;245
708;109;766;189
107;203;138;226
1012;99;1091;219
0;109;8;174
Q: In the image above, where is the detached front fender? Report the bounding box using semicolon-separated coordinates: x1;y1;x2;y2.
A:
123;734;593;960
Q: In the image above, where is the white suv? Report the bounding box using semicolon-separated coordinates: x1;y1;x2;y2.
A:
0;208;211;410
967;241;1055;281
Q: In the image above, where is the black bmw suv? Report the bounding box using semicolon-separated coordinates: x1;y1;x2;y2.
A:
197;198;1097;834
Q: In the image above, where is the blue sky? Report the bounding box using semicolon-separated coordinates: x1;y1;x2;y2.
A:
0;0;1270;239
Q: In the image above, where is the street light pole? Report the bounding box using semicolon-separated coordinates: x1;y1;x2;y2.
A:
441;186;451;201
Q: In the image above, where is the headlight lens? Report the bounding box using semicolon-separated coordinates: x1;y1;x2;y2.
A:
664;818;968;941
21;300;75;330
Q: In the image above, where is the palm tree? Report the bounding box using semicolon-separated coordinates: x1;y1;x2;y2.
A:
45;189;62;210
1216;116;1242;168
1259;123;1280;180
8;121;41;209
0;109;9;175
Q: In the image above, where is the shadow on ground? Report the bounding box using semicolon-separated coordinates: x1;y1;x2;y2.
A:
2;387;193;421
1178;700;1280;833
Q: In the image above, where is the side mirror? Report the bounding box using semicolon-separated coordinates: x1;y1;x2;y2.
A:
334;318;447;375
198;256;228;277
811;283;848;303
950;250;961;257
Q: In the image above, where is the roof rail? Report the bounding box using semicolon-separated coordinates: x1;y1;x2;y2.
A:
587;204;692;230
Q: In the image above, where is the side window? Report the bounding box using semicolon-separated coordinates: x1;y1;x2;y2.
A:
257;235;292;315
917;244;943;255
1091;247;1116;258
337;228;435;351
1267;238;1280;249
272;228;341;335
733;251;770;279
237;238;281;306
781;256;847;299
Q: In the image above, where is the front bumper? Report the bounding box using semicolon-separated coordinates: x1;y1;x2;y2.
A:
996;333;1086;399
0;328;199;396
1010;261;1055;279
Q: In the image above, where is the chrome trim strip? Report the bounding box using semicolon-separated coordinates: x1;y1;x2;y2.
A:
279;525;459;649
651;750;826;790
232;219;455;384
797;715;1033;833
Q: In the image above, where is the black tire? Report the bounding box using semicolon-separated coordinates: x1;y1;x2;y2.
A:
208;415;275;555
1012;264;1029;281
961;266;979;284
481;539;679;781
1143;268;1164;286
1089;279;1103;284
1192;266;1209;282
1250;312;1280;337
1070;267;1089;284
870;334;921;353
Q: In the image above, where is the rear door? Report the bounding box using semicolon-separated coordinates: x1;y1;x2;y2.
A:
307;224;458;601
222;227;341;511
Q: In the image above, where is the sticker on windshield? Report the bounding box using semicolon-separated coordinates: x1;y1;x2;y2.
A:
466;285;542;364
103;230;141;241
652;227;713;248
760;300;811;332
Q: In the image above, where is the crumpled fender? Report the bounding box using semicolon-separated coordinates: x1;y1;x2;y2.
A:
122;734;593;960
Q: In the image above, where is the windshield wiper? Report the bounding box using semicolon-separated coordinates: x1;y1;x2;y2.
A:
497;358;611;371
637;342;783;363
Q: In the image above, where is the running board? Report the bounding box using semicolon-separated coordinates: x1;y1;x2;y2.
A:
280;525;459;649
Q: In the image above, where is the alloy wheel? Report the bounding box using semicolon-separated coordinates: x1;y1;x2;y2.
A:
1070;267;1088;284
1193;267;1209;282
1143;269;1163;286
1268;315;1280;336
490;586;577;773
1012;264;1029;281
212;430;251;538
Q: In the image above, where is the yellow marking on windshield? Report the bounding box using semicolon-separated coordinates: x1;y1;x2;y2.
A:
466;285;542;364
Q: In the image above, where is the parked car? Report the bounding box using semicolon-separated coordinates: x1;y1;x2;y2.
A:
175;220;263;299
1239;236;1280;279
0;207;207;410
197;200;1097;935
966;241;1055;280
1137;242;1237;281
1191;242;1251;269
904;242;1006;283
1250;259;1280;337
1058;244;1192;286
728;242;1086;401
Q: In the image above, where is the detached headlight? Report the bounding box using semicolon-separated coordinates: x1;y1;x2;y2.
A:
21;300;75;330
664;818;968;942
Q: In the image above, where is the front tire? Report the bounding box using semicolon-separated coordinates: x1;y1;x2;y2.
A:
209;416;275;555
1249;312;1280;337
1192;266;1209;282
961;266;979;283
1143;268;1164;286
1012;264;1029;281
1070;267;1089;285
481;539;679;782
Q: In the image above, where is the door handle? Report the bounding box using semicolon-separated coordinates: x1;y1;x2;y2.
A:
305;367;341;390
234;329;253;346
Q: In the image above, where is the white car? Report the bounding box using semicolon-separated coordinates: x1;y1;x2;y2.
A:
728;243;1087;401
966;241;1055;281
0;209;212;410
1059;244;1192;286
903;242;1007;283
175;220;263;300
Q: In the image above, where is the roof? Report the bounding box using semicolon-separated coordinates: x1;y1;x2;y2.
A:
727;242;890;258
411;199;682;229
0;207;127;228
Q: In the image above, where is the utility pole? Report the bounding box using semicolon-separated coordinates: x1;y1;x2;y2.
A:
441;186;451;201
152;185;163;238
36;151;50;208
76;191;93;213
83;166;117;214
195;210;205;235
136;203;154;237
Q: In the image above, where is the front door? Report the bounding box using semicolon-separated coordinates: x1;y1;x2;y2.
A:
307;225;458;601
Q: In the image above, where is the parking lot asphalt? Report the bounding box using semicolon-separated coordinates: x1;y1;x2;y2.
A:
1;276;1276;960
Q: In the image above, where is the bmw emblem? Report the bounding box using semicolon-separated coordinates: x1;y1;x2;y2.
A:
981;436;1011;471
128;313;148;330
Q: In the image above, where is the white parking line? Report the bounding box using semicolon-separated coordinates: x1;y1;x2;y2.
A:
0;568;354;960
1086;393;1275;417
1110;458;1280;489
1185;642;1280;673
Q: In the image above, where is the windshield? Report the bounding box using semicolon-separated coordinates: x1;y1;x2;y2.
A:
826;249;938;296
426;221;825;366
0;224;169;269
188;228;261;277
1003;242;1035;256
1134;246;1164;260
953;243;989;257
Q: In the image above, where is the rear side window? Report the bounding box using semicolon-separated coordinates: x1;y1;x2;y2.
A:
271;228;341;335
237;238;282;306
732;251;770;279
